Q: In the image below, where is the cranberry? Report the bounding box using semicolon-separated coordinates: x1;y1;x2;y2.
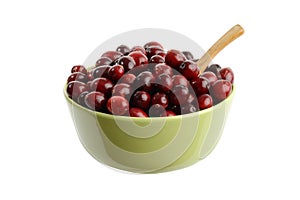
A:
182;51;194;60
182;103;198;114
130;107;148;117
156;73;173;92
169;104;181;115
128;51;148;66
107;65;124;82
116;56;136;72
131;91;151;110
165;49;186;69
145;46;165;59
210;80;232;102
95;57;112;67
200;71;218;83
112;83;131;99
179;60;200;80
131;46;146;55
153;63;173;77
191;77;209;96
170;85;189;105
149;104;167;117
144;41;163;49
87;71;94;81
172;75;188;87
187;93;196;104
92;65;111;79
116;44;130;55
67;72;88;83
101;51;123;60
198;94;213;110
107;96;129;115
77;91;89;107
90;77;114;95
166;110;176;117
71;65;87;75
151;92;169;108
205;64;221;78
134;71;154;92
118;73;136;84
219;67;234;84
67;81;88;99
149;55;165;64
85;91;107;111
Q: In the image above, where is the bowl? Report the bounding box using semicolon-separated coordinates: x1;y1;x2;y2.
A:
64;28;235;173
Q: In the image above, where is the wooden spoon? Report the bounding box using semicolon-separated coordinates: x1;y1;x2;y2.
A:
197;24;244;73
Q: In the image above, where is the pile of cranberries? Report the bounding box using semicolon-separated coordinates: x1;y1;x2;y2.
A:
66;41;234;117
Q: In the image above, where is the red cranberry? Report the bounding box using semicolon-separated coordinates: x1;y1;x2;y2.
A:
119;73;136;84
144;41;163;49
85;91;107;111
145;46;165;59
172;75;188;87
156;73;173;92
170;85;189;105
182;103;198;114
131;91;151;110
205;64;221;78
92;65;111;79
77;91;89;107
166;110;176;117
198;94;213;110
179;60;200;80
151;92;169;108
219;67;234;84
90;77;114;95
200;71;218;83
153;63;173;77
165;49;186;69
107;65;124;82
210;80;232;102
169;104;181;115
128;51;148;66
149;55;165;63
116;44;130;55
112;83;131;99
149;104;167;117
87;71;94;81
107;96;129;115
131;46;146;55
134;71;154;92
191;77;209;96
130;107;148;117
95;57;112;67
67;72;88;83
187;93;197;104
116;56;136;72
182;51;194;60
101;51;123;60
71;65;87;75
67;81;88;99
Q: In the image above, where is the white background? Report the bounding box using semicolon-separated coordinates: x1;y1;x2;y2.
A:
1;0;299;199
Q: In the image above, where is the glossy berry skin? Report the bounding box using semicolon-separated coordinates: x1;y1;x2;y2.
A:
67;72;88;83
84;91;107;111
134;71;154;92
118;73;136;84
148;104;167;117
151;92;169;108
112;83;131;99
130;107;148;117
210;80;232;102
169;104;181;115
179;60;200;80
166;110;176;117
90;77;114;95
219;67;234;84
170;85;189;105
131;91;151;110
187;93;196;104
149;55;165;64
107;65;124;82
200;71;218;83
198;94;213;110
153;63;173;77
116;56;136;72
144;41;163;49
116;44;130;55
107;96;129;116
67;81;88;99
182;51;194;60
77;91;89;107
205;64;221;78
172;75;188;87
128;51;148;66
191;77;209;96
101;51;123;61
92;65;111;79
145;46;165;59
131;46;146;55
95;57;112;67
71;65;87;75
156;73;173;93
165;49;186;69
181;103;198;114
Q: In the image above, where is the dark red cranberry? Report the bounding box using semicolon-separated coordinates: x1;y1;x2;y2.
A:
151;92;169;108
166;110;176;117
67;81;88;99
67;72;88;83
134;71;154;92
149;104;167;117
131;91;151;110
179;60;200;80
210;80;232;103
87;71;94;81
169;104;181;115
130;108;148;117
116;44;130;55
101;51;123;60
182;103;198;114
219;67;234;84
90;77;114;95
131;46;146;55
145;46;165;59
144;41;163;49
116;56;136;72
153;63;173;77
191;77;209;96
198;94;213;110
156;73;173;92
205;64;221;78
200;71;218;83
95;57;112;67
84;91;107;111
86;81;92;91
92;65;111;79
71;65;87;75
172;75;188;87
112;83;131;99
170;85;189;105
76;91;88;107
107;96;129;116
165;49;186;69
149;55;165;63
182;51;194;60
107;65;124;82
118;73;136;84
128;51;148;66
